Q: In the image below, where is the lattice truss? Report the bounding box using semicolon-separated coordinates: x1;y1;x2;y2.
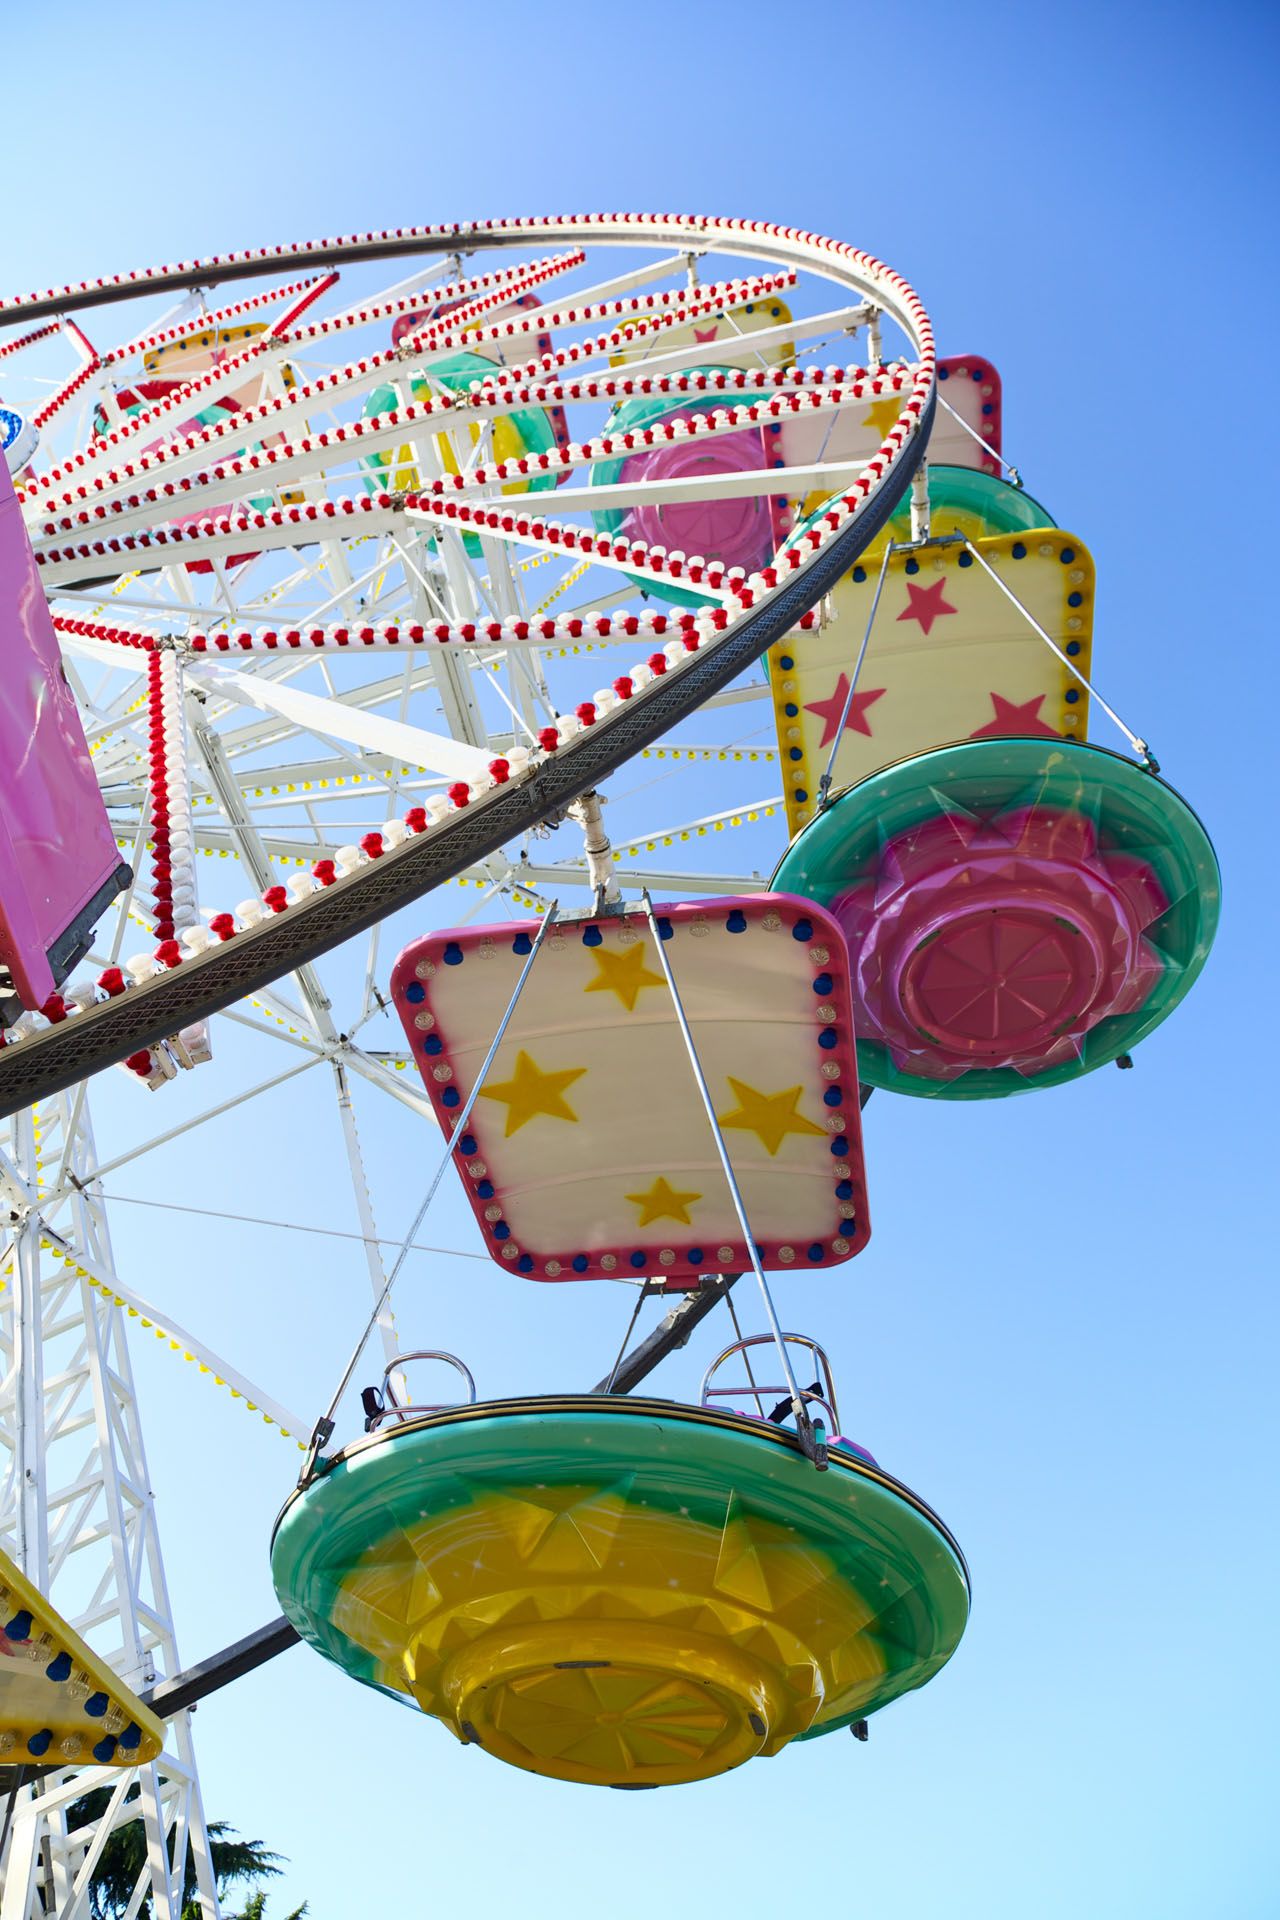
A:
0;1096;218;1918
0;217;943;1912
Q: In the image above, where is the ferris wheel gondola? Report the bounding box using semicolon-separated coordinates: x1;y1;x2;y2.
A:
272;1372;968;1789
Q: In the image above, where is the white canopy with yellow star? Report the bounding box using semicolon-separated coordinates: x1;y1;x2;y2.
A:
390;896;869;1284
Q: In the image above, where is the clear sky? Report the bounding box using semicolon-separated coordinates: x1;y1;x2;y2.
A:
4;2;1278;1915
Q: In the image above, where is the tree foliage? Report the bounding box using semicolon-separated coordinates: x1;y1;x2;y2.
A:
67;1788;306;1920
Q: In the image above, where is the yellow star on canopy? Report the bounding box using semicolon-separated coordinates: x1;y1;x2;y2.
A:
583;943;666;1012
625;1175;703;1227
479;1050;586;1137
861;395;904;439
717;1078;827;1157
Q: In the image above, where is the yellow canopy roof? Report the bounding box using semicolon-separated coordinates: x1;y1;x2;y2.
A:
770;529;1094;837
0;1545;164;1770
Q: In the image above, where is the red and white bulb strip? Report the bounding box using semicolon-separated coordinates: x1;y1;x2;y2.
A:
54;604;818;655
284;251;583;345
30;350;103;430
25;251;575;507
26;270;792;518
33;360;894;544
419;363;914;497
28;275;338;499
0;318;61;361
145;649;198;948
101;274;332;369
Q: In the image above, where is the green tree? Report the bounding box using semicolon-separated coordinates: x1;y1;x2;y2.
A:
67;1787;306;1920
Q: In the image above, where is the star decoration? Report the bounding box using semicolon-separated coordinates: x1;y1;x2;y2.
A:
969;691;1061;739
860;396;903;439
478;1049;586;1137
803;676;886;748
625;1174;703;1227
583;942;666;1012
896;576;958;636
717;1078;827;1156
692;324;721;344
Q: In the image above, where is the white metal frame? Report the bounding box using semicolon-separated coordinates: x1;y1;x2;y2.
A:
0;215;935;1907
0;1094;219;1919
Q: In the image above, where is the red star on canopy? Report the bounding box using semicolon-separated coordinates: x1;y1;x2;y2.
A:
896;576;958;636
969;691;1061;739
803;676;886;748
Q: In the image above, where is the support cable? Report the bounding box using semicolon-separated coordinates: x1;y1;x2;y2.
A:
590;1273;738;1397
638;891;824;1466
959;539;1157;767
299;900;560;1483
817;536;896;810
936;392;1022;487
601;1282;655;1395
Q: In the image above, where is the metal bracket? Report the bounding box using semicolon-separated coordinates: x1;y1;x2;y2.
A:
298;1415;335;1488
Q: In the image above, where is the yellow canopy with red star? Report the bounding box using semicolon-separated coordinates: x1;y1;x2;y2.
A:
770;529;1094;837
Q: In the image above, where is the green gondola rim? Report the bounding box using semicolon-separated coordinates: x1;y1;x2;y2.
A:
272;1395;971;1740
770;736;1221;1100
791;463;1057;553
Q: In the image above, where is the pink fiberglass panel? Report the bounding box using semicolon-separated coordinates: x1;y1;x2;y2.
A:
0;457;127;1009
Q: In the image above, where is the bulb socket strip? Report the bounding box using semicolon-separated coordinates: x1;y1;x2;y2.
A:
101;274;329;370
31;351;102;431
55;605;817;654
21;255;614;510
283;251;582;346
0;319;61;361
145;651;173;945
36;353;855;543
147;649;198;940
420;363;914;497
28;271;792;517
36;491;402;584
404;476;847;600
26;273;346;497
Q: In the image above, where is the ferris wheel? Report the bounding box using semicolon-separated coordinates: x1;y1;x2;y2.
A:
0;216;1219;1914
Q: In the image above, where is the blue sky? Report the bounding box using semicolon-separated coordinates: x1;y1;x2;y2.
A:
5;2;1278;1915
